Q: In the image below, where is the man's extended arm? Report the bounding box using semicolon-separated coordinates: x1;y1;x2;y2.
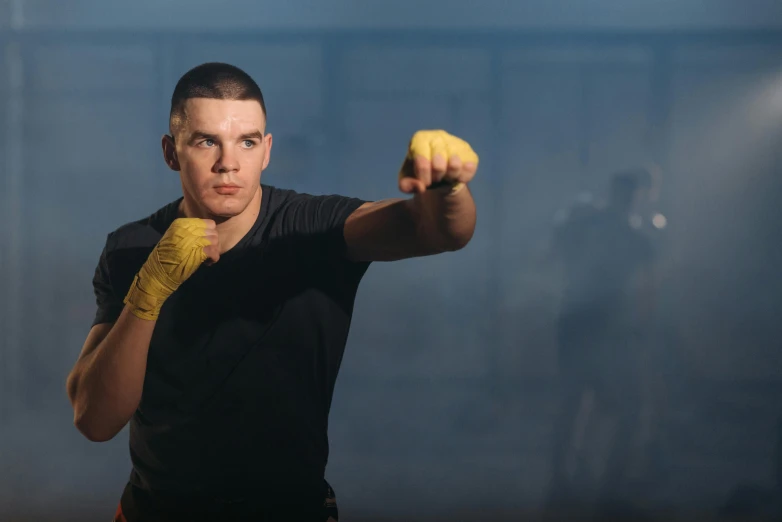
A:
344;130;478;262
344;186;476;262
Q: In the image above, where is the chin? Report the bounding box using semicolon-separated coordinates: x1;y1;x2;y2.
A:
203;196;248;218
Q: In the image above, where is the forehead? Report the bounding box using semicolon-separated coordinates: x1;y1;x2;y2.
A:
181;98;265;131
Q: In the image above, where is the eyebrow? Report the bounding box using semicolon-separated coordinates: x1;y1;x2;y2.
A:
188;130;264;143
239;130;264;140
186;131;217;144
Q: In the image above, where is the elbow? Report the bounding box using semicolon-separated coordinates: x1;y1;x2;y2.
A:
70;387;123;443
446;233;473;252
67;368;133;443
80;430;116;443
73;413;119;443
439;210;476;253
67;373;109;442
441;227;474;252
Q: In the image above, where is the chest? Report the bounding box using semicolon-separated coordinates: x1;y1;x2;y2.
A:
136;248;341;414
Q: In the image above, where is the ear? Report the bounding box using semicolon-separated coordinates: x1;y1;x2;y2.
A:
161;134;180;172
261;133;273;171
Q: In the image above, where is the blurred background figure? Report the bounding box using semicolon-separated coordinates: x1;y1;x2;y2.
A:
3;1;782;521
546;168;659;515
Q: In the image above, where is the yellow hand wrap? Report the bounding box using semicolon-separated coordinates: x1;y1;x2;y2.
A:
123;218;212;321
402;129;479;194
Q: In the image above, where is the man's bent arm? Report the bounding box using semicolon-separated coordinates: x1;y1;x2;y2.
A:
344;186;477;262
66;307;155;442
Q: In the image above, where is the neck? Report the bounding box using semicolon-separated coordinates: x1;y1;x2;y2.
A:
178;186;262;253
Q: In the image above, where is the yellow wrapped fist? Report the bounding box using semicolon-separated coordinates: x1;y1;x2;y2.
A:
399;130;479;195
124;218;218;320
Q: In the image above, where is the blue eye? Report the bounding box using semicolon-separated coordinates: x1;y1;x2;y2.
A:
242;140;254;148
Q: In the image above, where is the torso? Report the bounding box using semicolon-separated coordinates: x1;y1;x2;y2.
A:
100;185;368;496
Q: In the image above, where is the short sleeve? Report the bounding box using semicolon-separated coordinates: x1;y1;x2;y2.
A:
284;193;368;258
92;236;125;327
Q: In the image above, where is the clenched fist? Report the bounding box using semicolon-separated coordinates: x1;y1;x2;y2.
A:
124;218;219;320
398;130;479;195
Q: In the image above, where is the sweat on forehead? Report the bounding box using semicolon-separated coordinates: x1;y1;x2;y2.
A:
169;98;266;137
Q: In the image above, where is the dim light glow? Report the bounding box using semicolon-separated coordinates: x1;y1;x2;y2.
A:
652;212;667;229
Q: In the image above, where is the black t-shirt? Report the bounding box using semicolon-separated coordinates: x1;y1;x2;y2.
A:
91;185;369;499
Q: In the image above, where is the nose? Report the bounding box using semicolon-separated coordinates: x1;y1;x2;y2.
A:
214;147;239;173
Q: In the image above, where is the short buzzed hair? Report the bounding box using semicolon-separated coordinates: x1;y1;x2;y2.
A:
169;62;267;134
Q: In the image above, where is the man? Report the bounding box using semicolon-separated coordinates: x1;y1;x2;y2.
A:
65;62;479;522
546;169;656;514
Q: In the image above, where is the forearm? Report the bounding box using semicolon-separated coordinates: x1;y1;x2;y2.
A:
67;307;155;441
345;186;476;262
408;184;477;252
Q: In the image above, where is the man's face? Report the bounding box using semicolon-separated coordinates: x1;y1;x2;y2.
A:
164;98;272;219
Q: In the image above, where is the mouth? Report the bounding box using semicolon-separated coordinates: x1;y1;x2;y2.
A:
214;185;241;195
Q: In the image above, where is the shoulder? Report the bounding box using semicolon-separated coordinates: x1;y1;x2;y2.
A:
265;185;362;210
103;198;181;255
264;185;312;213
263;185;367;233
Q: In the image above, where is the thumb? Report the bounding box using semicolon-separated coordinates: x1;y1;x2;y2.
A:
399;177;427;194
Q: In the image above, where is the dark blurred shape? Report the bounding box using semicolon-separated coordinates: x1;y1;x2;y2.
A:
777;415;782;521
719;482;778;519
546;168;661;516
